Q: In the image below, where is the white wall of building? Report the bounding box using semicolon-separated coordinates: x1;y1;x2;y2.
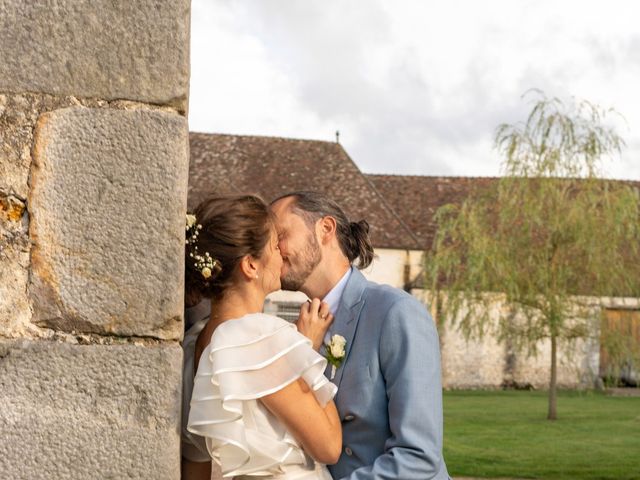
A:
359;248;424;288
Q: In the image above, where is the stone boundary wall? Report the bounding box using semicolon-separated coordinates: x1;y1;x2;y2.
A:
1;2;190;479
412;290;620;390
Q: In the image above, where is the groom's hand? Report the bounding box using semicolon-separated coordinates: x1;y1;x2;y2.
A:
296;298;333;351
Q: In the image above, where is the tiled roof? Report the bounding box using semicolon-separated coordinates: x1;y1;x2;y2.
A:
189;133;421;249
368;175;640;252
367;175;499;250
369;174;640;294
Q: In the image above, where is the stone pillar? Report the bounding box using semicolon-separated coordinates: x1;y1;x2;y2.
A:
0;1;190;478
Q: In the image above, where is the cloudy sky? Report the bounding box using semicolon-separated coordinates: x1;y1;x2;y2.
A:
189;0;640;180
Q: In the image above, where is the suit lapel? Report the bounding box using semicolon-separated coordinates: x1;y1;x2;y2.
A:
324;269;367;389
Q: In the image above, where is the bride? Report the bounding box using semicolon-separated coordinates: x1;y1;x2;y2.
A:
181;194;341;480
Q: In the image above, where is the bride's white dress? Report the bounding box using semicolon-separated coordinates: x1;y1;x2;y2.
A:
185;313;337;479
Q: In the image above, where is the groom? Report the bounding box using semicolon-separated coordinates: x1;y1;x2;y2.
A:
270;191;450;480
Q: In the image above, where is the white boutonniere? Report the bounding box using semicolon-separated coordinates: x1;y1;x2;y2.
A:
325;334;347;380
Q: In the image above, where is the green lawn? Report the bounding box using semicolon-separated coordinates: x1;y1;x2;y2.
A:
443;390;640;479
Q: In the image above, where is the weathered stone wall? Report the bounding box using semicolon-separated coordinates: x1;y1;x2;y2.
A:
414;290;603;389
0;1;190;479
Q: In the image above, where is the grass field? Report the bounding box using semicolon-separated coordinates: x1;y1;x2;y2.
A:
443;390;640;479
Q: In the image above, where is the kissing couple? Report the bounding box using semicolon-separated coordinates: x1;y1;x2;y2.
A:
181;191;450;480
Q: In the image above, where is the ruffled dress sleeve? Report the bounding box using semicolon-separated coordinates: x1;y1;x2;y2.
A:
187;313;337;477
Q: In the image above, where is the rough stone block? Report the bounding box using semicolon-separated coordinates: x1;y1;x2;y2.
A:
29;107;188;340
0;192;31;335
0;0;190;111
1;93;41;199
0;340;182;480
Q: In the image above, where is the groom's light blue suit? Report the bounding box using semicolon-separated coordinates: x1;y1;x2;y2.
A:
326;268;450;480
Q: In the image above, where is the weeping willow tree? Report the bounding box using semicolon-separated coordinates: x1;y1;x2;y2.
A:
426;92;640;420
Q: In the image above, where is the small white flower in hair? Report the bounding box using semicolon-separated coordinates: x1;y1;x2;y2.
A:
186;214;220;280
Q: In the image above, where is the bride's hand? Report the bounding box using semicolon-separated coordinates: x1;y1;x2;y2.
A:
296;298;333;351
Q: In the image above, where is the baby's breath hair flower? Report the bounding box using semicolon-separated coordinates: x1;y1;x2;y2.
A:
186;213;221;279
192;251;219;279
185;213;203;246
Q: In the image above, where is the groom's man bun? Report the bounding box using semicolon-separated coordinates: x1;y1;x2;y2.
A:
185;194;274;305
272;191;374;269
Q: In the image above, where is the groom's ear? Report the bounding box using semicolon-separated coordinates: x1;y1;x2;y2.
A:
318;216;337;244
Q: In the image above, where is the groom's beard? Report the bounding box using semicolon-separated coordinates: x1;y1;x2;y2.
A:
280;232;322;291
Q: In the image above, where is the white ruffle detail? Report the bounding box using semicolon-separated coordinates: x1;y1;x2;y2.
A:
187;313;337;477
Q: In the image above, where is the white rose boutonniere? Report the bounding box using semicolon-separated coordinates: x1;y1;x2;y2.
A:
325;334;347;380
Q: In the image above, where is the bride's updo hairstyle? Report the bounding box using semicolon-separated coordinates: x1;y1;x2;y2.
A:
185;194;274;304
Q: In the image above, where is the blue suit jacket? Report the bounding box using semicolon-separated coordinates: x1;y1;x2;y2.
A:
326;269;450;480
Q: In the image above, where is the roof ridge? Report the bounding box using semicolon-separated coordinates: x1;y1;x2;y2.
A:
366;173;502;180
189;131;342;147
366;173;640;183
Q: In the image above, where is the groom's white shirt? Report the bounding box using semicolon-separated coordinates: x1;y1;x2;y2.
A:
322;268;352;346
322;267;352;316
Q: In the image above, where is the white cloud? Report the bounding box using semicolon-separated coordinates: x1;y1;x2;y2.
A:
189;0;640;180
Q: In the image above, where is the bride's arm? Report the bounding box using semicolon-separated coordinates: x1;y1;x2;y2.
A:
261;378;342;464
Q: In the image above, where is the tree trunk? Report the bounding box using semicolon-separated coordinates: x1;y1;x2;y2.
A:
548;333;558;420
